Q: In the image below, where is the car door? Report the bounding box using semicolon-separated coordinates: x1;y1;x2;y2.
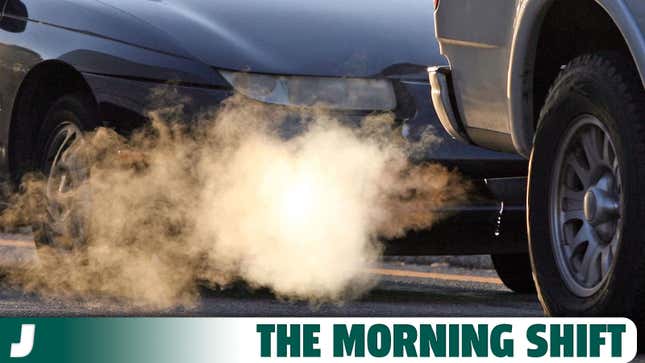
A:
435;0;519;139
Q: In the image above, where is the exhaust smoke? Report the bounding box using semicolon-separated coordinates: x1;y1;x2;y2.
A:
0;94;471;308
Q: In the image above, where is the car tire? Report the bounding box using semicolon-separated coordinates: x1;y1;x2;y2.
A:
491;253;536;293
33;93;97;250
529;53;645;328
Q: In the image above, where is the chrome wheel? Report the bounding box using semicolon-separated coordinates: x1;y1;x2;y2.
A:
44;122;88;247
550;115;622;297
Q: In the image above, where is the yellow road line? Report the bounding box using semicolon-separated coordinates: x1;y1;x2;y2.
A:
369;268;503;286
0;239;505;286
0;239;34;248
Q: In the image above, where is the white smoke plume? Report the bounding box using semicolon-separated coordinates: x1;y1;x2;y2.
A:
0;94;471;308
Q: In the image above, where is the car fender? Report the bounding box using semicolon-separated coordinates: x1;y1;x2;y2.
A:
0;16;227;182
507;0;645;157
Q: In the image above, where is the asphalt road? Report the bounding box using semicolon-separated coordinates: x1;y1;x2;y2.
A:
0;267;544;317
1;234;643;361
0;233;543;316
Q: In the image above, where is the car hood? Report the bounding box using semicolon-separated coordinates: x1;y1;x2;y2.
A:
30;0;442;78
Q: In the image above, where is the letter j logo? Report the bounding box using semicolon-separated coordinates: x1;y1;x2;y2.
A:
10;324;35;358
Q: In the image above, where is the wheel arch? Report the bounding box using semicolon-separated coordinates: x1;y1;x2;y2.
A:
507;0;645;157
9;60;97;182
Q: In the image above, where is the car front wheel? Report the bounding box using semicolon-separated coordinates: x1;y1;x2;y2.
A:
529;53;645;327
33;93;96;250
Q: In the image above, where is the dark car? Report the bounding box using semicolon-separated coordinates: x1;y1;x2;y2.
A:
0;0;530;291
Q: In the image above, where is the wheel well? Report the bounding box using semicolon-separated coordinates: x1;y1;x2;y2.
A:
532;0;633;130
9;61;97;181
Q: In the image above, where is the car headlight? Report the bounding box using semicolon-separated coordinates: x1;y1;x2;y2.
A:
219;70;397;111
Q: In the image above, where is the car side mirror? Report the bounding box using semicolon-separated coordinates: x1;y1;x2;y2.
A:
0;0;28;33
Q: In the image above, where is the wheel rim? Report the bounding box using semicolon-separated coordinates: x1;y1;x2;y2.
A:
549;115;623;297
44;122;88;247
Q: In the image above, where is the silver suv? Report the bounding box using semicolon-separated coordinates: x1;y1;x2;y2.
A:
432;0;645;327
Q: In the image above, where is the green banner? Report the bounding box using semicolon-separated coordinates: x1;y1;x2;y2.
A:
0;318;636;362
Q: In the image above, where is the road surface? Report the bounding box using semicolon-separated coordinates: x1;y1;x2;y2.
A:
0;233;543;316
1;234;643;361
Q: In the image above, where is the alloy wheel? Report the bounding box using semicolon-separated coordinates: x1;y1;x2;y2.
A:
549;115;623;297
43;122;89;248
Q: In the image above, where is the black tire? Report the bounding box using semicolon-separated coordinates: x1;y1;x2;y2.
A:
529;53;645;328
33;93;97;250
491;253;536;293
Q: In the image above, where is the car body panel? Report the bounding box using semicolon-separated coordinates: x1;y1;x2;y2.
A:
0;0;527;254
434;0;518;146
436;0;645;157
4;0;194;59
2;1;223;85
9;0;444;78
0;4;228;178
